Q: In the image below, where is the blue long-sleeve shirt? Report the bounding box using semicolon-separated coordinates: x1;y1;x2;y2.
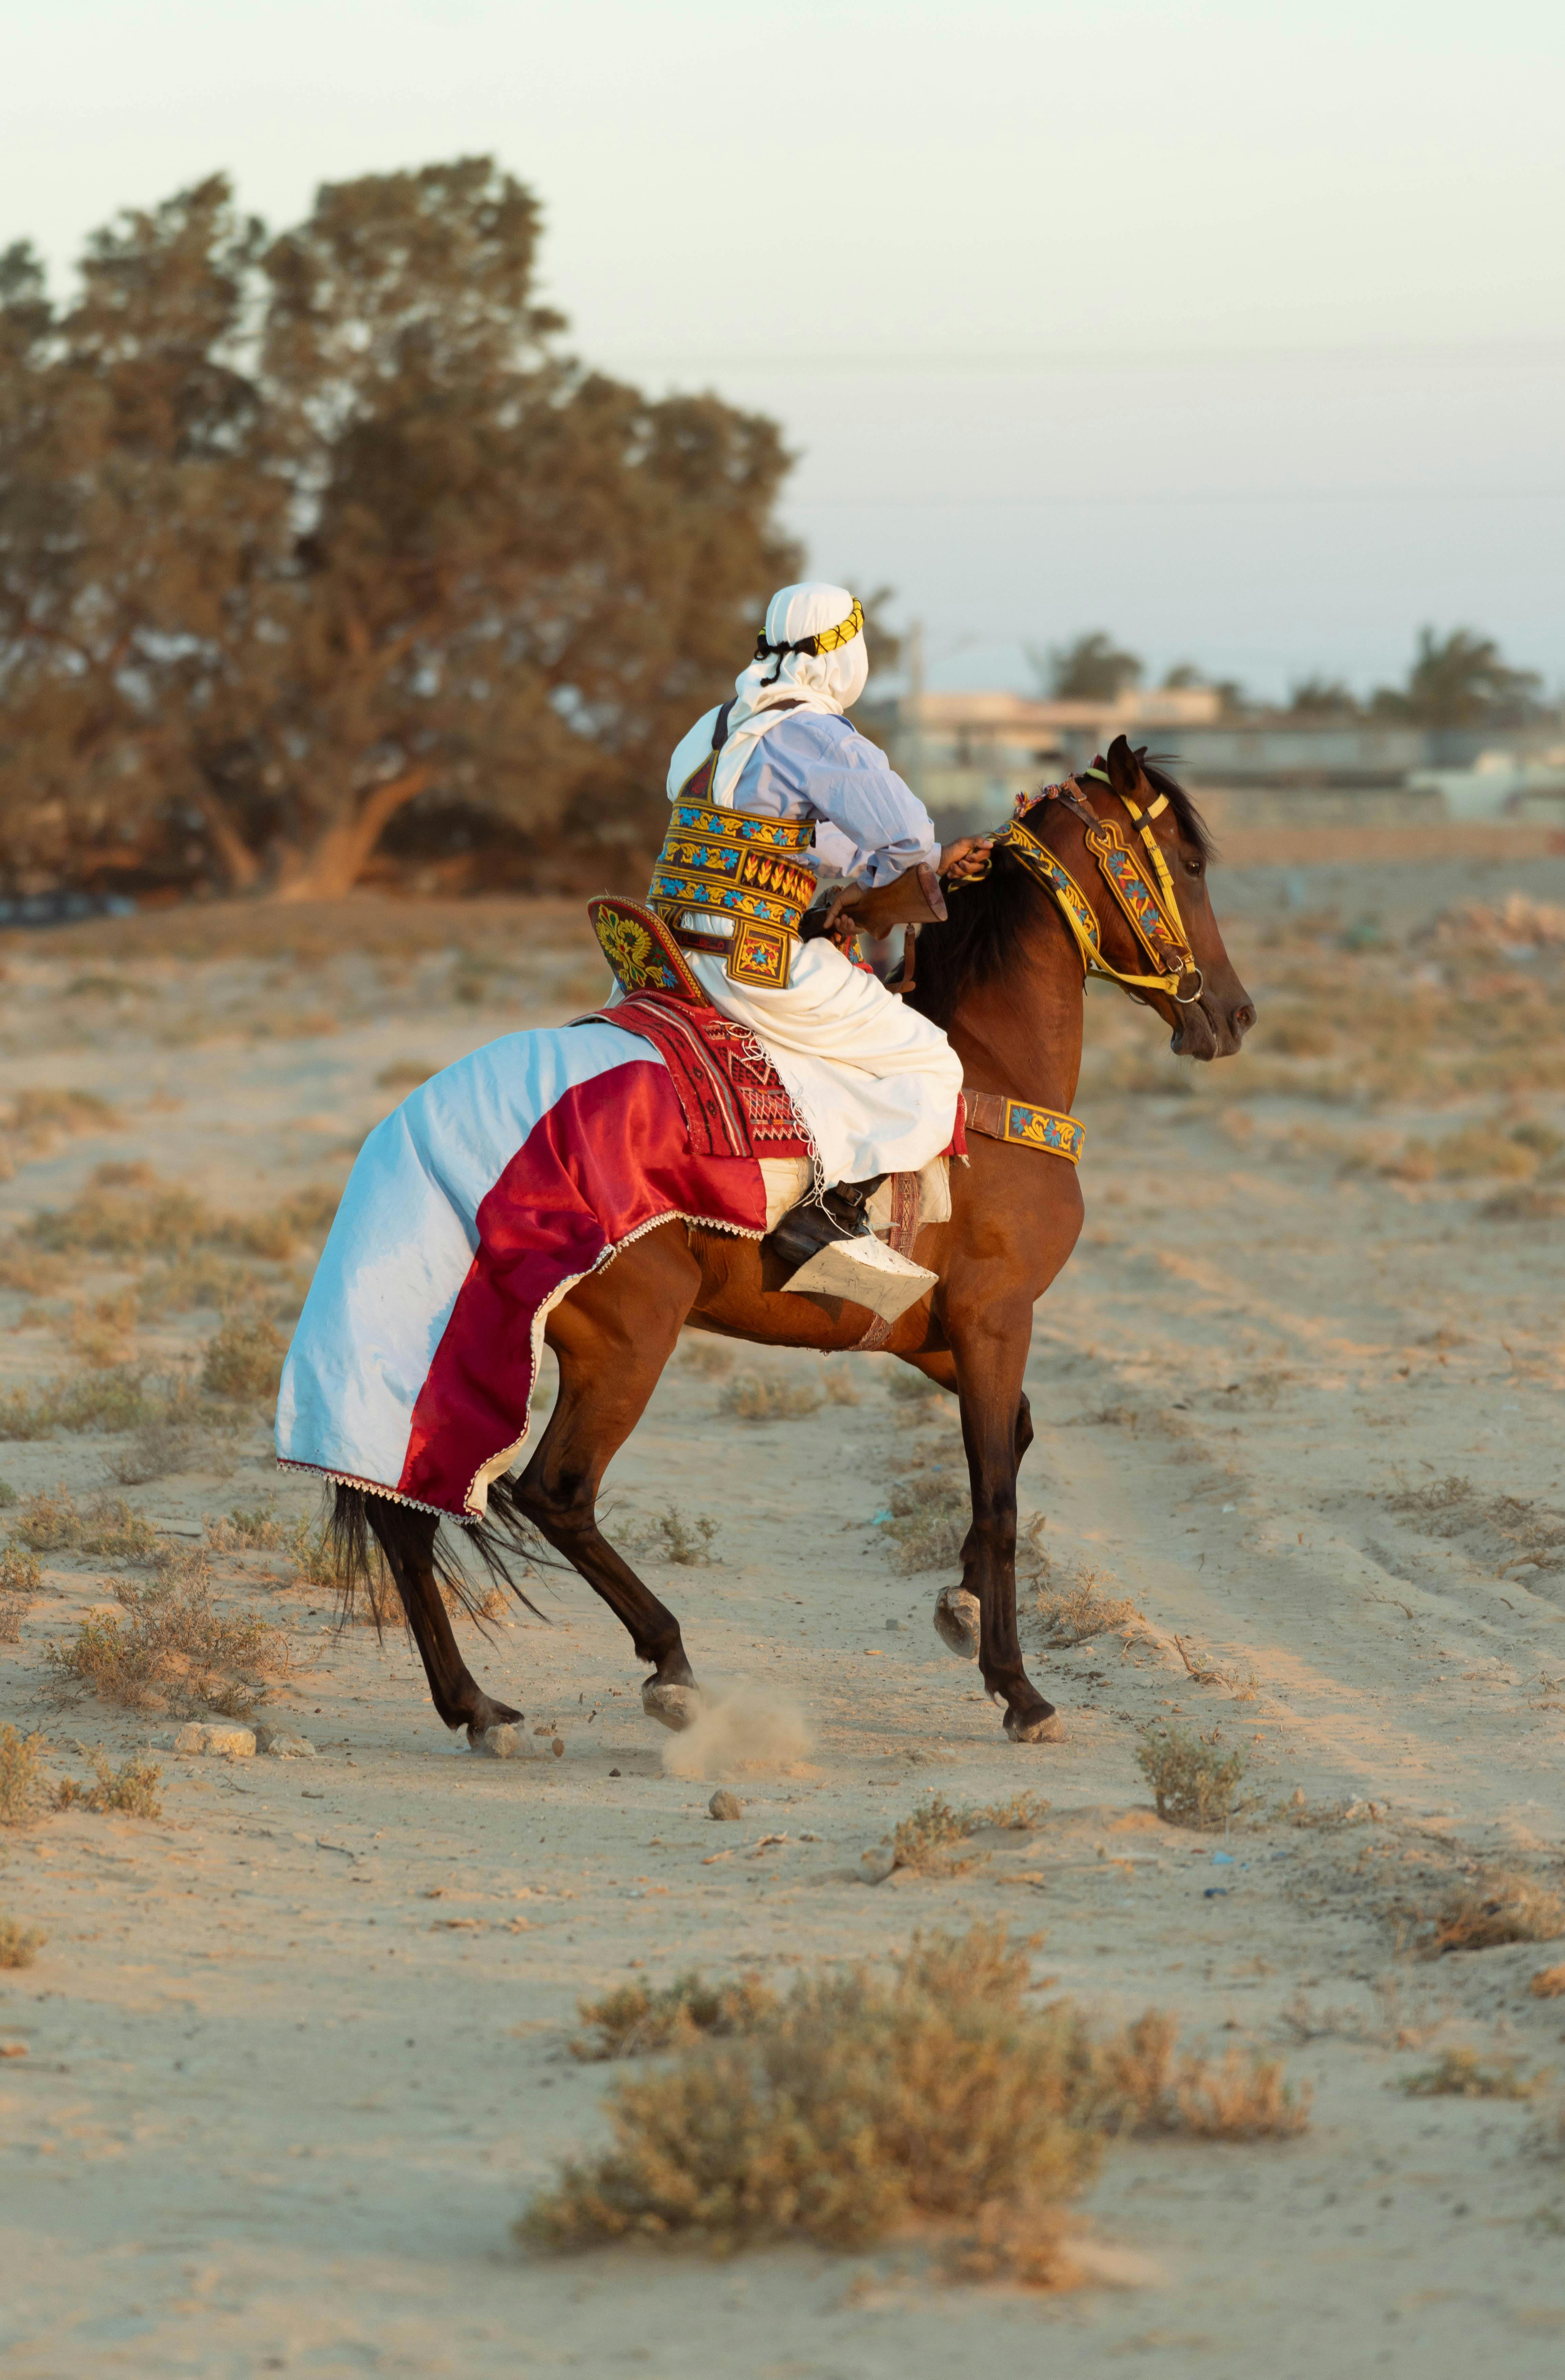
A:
728;711;938;888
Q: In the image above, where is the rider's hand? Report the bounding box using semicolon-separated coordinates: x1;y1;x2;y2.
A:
938;836;990;883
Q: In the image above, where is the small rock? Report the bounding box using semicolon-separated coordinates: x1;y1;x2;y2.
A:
884;1618;903;1632
859;1845;896;1885
551;1737;565;1759
608;1768;621;1778
253;1725;316;1759
173;1721;256;1758
709;1789;742;1821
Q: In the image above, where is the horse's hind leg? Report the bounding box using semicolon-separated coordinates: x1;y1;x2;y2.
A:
363;1497;522;1742
519;1229;704;1730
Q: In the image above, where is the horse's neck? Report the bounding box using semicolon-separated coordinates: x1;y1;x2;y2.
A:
946;913;1085;1114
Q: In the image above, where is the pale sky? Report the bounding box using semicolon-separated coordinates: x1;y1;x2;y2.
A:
3;0;1561;698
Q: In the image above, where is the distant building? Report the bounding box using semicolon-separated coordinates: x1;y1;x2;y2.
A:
860;688;1565;836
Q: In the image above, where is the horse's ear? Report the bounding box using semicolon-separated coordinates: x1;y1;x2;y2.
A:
1104;734;1140;796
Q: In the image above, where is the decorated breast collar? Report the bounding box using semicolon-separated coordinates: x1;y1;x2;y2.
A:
989;769;1203;1005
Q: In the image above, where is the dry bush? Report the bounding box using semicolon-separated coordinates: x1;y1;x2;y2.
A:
12;1487;157;1560
1426;1869;1565;1955
889;1790;1051;1877
21;1168;336;1266
571;1972;780;2062
524;1924;1309;2269
0;1366;151;1442
375;1058;436;1090
201;1315;286;1401
1482;1184;1565;1221
0;1544;42;1596
1384;1128;1535;1184
0;1725;47;1822
61;1289;139;1369
1275;1788;1381;1830
890;1794;990;1877
888;1367;943;1404
823;1370;861;1406
1032;1567;1150;1648
44;1571;287;1717
52;1748;163;1819
1386;1474;1565;1575
139;1254;274;1319
719;1372;822;1421
523;1926;1102;2260
1398;2048;1549;2100
205;1500;288;1552
1136;1725;1248;1829
0;1913;45;1968
623;1506;718;1567
879;1473;967;1573
0;1238;71;1295
679;1337;734;1378
1530;1965;1565;2000
0;1482;16;1509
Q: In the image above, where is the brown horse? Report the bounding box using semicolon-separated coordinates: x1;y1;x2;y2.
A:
340;735;1253;1745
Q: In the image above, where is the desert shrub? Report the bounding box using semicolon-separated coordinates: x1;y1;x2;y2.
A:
53;1748;163;1819
888;1367;943;1403
1136;1724;1248;1829
44;1573;286;1716
879;1473;967;1573
523;1927;1101;2260
0;1545;42;1596
1482;1184;1565;1221
0;1913;45;1968
201;1315;286;1401
0;1239;71;1295
20;1170;337;1267
1530;1964;1565;2000
0;1482;16;1508
12;1487;157;1560
1398;2048;1549;2100
0;1725;47;1822
1031;1569;1150;1647
139;1254;271;1319
0;1367;151;1441
375;1059;435;1090
205;1500;288;1552
524;1924;1309;2268
1385;1128;1535;1184
887;1790;1051;1877
1426;1869;1565;1955
718;1372;822;1421
624;1507;718;1567
572;1972;780;2062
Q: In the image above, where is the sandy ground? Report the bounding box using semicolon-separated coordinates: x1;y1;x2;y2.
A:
2;863;1564;2379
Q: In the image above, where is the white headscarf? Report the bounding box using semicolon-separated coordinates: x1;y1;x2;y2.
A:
665;581;870;807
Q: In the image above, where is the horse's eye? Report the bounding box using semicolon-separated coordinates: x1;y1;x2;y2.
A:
1183;857;1202;877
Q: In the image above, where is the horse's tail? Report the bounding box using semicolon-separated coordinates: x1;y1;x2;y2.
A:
325;1474;553;1637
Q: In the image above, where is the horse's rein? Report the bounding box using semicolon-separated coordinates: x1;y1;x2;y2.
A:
953;769;1204;1007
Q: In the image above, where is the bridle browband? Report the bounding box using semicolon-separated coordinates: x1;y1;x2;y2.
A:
962;766;1204;1007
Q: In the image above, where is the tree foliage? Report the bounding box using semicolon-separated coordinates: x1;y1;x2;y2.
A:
1371;627;1542;730
1031;630;1143;703
0;161;798;899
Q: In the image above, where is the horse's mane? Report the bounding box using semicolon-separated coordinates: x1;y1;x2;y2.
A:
905;758;1212;1028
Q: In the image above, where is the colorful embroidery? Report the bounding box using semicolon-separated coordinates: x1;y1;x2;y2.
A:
587;898;709;1003
726;917;793;989
1003;1101;1085;1163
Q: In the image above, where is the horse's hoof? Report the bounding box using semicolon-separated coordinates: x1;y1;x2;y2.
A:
1004;1706;1063;1744
642;1679;702;1732
933;1585;980;1661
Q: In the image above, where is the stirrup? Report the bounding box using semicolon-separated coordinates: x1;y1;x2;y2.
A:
765;1175;887;1273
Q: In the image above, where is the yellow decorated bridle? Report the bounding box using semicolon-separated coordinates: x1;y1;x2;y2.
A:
968;768;1204;1006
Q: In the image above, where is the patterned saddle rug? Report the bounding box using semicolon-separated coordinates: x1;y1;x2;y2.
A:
584;990;814;1163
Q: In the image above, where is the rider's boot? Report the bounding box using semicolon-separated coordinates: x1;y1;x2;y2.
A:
766;1174;887;1280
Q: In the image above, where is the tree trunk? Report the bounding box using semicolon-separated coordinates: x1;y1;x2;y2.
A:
270;768;432;902
190;788;265;895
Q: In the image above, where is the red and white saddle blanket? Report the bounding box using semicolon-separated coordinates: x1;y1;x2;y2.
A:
276;1003;961;1521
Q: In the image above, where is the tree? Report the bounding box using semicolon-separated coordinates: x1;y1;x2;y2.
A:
1287;676;1361;719
0;161;799;899
1370;628;1542;730
1028;630;1143;703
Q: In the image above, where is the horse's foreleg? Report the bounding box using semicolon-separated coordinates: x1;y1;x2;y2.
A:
944;1300;1059;1742
519;1229;704;1728
895;1351;1035;1663
364;1502;521;1742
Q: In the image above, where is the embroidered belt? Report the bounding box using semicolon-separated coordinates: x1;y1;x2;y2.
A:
963;1089;1085;1164
648;795;816;991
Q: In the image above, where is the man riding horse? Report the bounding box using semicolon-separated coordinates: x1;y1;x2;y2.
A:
649;580;980;1285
